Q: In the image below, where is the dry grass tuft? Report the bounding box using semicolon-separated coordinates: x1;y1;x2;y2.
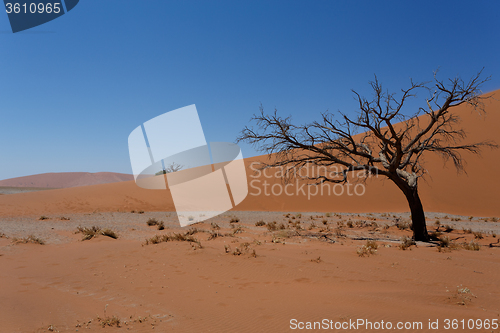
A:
98;316;121;328
230;225;244;235
356;240;378;257
144;232;201;248
462;240;480;251
13;235;45;245
438;236;452;248
310;256;322;263
39;216;50;220
59;217;70;221
76;226;118;241
229;216;240;223
394;219;410;230
101;228;118;239
266;221;278;231
255;220;266;227
452;285;477;305
473;231;483;239
443;225;454;233
398;236;416;250
146;218;159;226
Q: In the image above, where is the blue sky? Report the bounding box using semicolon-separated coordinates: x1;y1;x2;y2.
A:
0;0;499;180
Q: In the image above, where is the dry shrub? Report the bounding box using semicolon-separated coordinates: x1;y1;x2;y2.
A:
443;225;454;233
430;230;442;239
311;256;322;263
75;226;118;241
144;232;201;247
207;231;220;240
157;221;165;230
225;242;257;257
462;240;480;251
394;220;410;230
357;240;378;257
437;236;461;252
463;228;472;234
230;224;244;235
39;216;49;220
146;218;159;226
334;227;343;237
398;236;415;250
98;316;120;328
101;228;118;239
453;285;477;305
60;217;70;221
230;216;240;223
274;229;298;239
185;227;202;236
13;235;45;245
438;236;452;248
255;220;266;227
473;231;483;239
266;221;278;231
211;222;220;230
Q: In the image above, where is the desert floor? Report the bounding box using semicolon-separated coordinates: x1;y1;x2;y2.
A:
1;211;499;332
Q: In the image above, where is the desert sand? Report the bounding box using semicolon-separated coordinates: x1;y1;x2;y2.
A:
0;92;499;332
0;172;134;189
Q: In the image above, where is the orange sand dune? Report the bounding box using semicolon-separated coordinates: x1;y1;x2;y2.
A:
0;91;499;218
0;172;133;189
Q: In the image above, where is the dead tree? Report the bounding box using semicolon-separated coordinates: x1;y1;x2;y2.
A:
238;70;496;242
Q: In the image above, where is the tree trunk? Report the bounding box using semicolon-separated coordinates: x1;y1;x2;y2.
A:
403;187;429;242
390;175;430;242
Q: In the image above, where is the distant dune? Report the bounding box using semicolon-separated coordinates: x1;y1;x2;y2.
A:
0;172;134;189
0;90;499;217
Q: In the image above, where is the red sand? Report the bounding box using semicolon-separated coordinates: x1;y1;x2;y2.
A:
0;172;133;189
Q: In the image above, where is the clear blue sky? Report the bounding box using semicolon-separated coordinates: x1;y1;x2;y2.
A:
1;0;499;180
